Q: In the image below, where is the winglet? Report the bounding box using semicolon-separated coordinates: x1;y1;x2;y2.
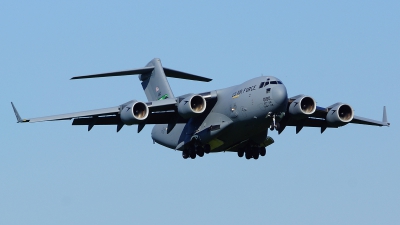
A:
11;102;29;123
383;106;390;126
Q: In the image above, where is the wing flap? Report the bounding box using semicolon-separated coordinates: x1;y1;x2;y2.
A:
27;107;120;123
72;116;121;125
72;112;188;126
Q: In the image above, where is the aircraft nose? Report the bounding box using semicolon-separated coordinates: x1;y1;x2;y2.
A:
271;84;288;111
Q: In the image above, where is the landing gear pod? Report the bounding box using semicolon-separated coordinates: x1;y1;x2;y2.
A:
120;100;149;125
178;95;206;119
326;103;354;126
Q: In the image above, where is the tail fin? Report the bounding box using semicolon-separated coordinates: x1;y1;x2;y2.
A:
139;59;175;101
71;58;212;102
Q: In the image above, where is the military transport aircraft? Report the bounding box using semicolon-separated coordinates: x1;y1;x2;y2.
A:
11;58;390;160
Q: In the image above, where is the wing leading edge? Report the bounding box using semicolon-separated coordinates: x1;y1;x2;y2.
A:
280;104;389;134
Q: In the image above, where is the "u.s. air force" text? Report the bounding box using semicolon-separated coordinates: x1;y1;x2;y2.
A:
232;85;256;97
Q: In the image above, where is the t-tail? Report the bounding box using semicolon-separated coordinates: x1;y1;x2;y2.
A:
70;58;212;101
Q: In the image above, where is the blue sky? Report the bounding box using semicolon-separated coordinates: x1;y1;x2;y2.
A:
1;1;399;224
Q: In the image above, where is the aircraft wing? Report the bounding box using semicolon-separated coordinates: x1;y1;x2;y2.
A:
11;92;217;132
279;104;389;134
11;99;183;131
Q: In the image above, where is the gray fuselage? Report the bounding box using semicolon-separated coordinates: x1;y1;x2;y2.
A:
151;76;288;152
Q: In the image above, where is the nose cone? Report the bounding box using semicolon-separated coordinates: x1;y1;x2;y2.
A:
271;85;288;112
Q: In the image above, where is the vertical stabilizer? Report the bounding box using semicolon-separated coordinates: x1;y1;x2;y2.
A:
139;58;175;101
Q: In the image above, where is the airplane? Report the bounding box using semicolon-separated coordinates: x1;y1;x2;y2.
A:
11;58;390;160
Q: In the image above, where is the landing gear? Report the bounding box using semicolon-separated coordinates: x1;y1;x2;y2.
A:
182;150;189;159
237;148;244;158
182;142;210;159
239;145;267;160
259;147;266;156
245;151;252;159
204;144;211;154
252;147;259;160
269;113;281;131
196;145;204;157
190;150;196;159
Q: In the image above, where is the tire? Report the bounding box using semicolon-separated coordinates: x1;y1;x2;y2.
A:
196;146;204;157
237;150;244;158
182;150;189;159
204;144;211;154
245;151;252;159
259;147;266;156
252;147;260;160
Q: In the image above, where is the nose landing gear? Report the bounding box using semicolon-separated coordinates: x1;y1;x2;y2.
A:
269;113;281;131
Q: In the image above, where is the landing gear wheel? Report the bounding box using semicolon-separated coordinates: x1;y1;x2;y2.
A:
204;144;211;154
259;147;266;156
270;124;275;131
196;146;204;157
182;150;189;159
252;147;260;160
237;150;244;158
245;151;252;160
190;150;196;159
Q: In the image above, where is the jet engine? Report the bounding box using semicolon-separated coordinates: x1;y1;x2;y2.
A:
178;95;206;119
326;103;354;126
120;100;149;125
288;95;316;117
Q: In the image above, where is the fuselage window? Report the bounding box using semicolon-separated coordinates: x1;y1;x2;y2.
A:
277;81;282;84
266;88;271;94
259;82;265;88
270;81;277;84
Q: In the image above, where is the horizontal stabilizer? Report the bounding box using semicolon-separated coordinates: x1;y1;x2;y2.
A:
163;67;212;82
71;67;155;80
70;66;212;82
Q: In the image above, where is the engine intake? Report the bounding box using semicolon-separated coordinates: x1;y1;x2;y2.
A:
120;100;149;125
288;95;316;117
178;95;206;119
326;103;354;126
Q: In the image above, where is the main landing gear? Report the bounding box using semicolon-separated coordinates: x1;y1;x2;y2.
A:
237;146;266;160
182;143;211;159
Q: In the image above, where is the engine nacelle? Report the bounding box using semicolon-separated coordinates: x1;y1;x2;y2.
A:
120;100;149;125
288;95;316;117
326;103;354;126
178;95;206;119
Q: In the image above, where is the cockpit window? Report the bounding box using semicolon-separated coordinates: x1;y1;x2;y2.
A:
264;81;269;87
259;82;265;88
270;81;277;84
277;81;282;84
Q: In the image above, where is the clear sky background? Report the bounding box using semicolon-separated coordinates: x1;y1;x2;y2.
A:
1;1;399;224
